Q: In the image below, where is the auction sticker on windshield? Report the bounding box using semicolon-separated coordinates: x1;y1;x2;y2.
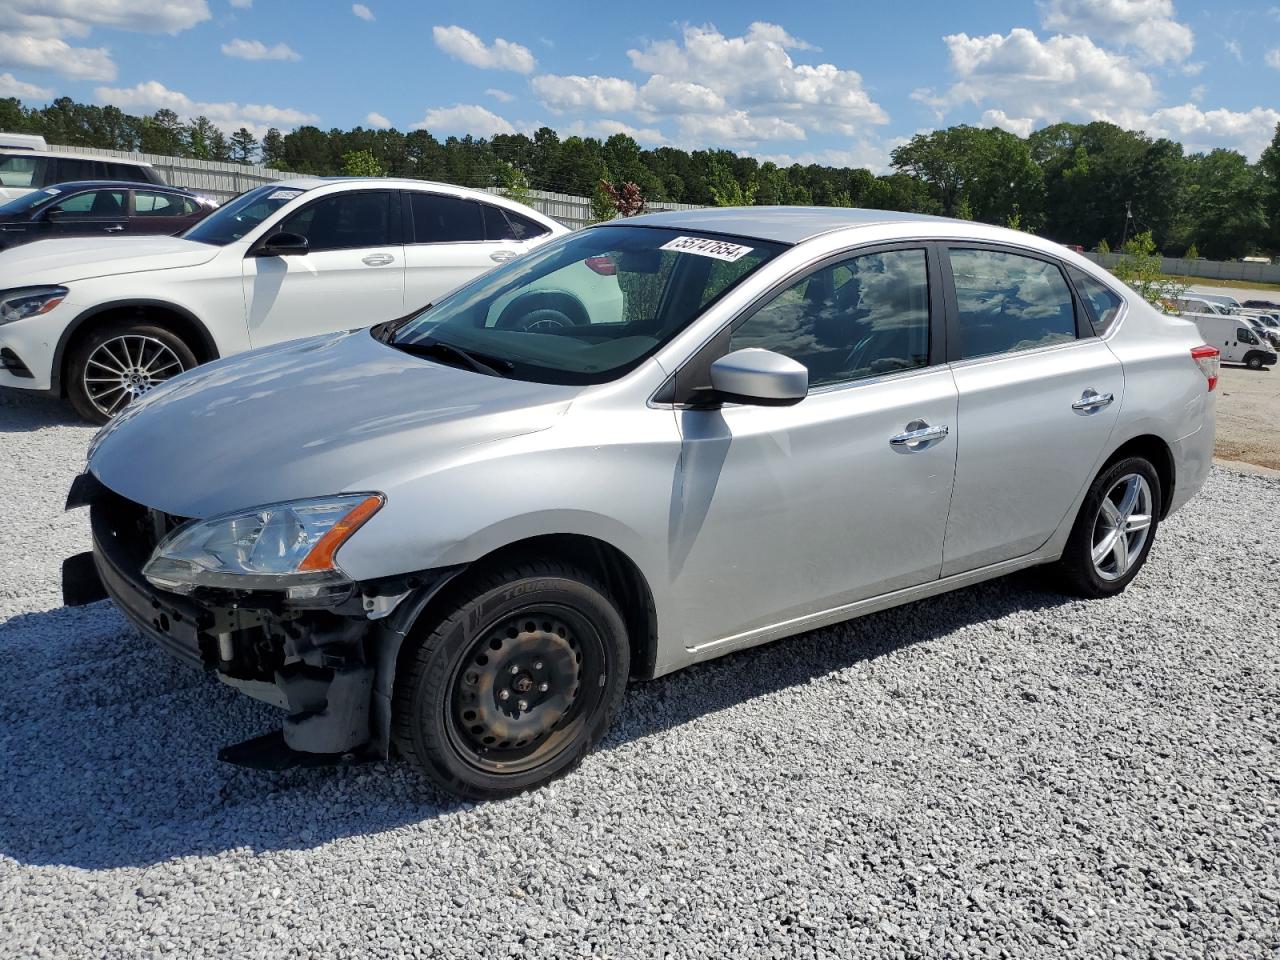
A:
659;236;754;262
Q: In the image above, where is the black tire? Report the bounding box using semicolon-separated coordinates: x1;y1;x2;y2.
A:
393;560;629;799
1053;456;1162;598
66;321;198;424
494;291;588;333
1245;353;1264;370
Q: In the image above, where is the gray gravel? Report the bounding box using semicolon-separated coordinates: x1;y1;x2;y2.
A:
0;385;1277;960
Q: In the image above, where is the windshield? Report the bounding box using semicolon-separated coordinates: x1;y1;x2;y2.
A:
183;183;311;245
0;186;62;215
389;225;784;384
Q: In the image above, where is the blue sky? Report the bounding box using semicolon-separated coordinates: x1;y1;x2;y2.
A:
2;1;1279;166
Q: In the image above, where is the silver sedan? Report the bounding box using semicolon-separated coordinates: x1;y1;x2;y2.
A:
66;207;1218;798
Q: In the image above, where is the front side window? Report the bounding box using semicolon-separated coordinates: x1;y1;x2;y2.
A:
410;193;485;243
183;183;313;245
1068;266;1123;335
950;249;1077;360
54;158;95;182
390;225;783;384
280;191;393;251
52;189;125;216
1238;328;1258;345
134;191;196;216
729;249;931;389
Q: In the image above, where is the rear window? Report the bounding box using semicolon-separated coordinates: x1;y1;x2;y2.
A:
409;193;485;243
1067;267;1124;336
949;248;1078;359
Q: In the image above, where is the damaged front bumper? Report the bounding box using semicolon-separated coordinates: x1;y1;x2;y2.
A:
62;473;461;769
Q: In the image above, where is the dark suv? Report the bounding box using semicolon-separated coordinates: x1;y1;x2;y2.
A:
0;181;216;250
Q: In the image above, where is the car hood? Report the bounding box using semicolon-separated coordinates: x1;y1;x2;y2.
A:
0;235;221;285
89;329;582;518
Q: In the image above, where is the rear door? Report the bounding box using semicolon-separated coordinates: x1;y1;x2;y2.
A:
940;245;1123;576
400;192;530;311
130;189;201;235
242;189;405;347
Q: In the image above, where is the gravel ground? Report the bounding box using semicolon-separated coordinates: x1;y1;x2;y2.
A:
0;386;1277;960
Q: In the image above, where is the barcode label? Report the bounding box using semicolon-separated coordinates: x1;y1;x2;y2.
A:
659;236;754;262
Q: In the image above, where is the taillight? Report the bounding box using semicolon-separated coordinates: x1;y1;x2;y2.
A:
585;255;616;276
1191;344;1219;391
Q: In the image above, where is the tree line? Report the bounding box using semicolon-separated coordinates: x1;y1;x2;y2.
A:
3;95;1278;261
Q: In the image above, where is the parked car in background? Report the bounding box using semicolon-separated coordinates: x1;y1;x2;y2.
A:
0;148;164;201
0;177;565;422
63;208;1219;798
1240;314;1280;350
1183;312;1276;369
1189;292;1242;312
0;182;215;251
1242;299;1280;310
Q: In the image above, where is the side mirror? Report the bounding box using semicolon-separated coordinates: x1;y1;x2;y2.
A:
708;348;808;406
255;231;309;257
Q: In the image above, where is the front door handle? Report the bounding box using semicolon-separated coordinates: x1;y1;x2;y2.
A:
1072;389;1114;412
104;225;124;233
889;420;949;449
362;253;395;266
490;249;517;263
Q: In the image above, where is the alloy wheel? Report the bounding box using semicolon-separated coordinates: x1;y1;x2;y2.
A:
1090;473;1153;581
82;335;186;419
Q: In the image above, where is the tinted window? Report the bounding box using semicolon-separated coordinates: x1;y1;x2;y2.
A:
0;154;49;188
103;162;151;183
281;191;393;251
410;193;485;243
54;158;96;181
730;249;931;389
52;189;125;216
134;190;196;216
183;183;312;245
949;249;1077;360
1068;267;1123;335
1237;327;1258;344
503;208;550;241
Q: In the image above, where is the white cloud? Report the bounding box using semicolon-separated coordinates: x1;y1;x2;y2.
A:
0;70;50;99
0;32;115;81
220;38;300;61
365;111;391;129
485;88;514;103
639;75;725;114
1143;103;1280;158
531;74;638;113
1189;83;1205;102
1039;0;1193;63
934;29;1156;127
0;0;210;35
229;0;252;7
412;103;519;137
352;3;374;22
676;111;805;145
981;108;1036;137
94;79;318;137
432;25;534;74
1266;48;1280;70
1223;39;1242;62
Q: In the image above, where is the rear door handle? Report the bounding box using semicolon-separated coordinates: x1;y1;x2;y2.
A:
490;249;517;263
362;253;395;266
889;420;949;449
104;225;124;233
1072;390;1114;412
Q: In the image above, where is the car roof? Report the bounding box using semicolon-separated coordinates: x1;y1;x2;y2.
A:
269;176;564;226
36;180;188;192
619;205;972;245
0;149;152;166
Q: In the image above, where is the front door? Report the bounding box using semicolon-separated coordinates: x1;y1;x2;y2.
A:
242;189;405;347
941;246;1124;576
45;187;130;239
667;246;958;650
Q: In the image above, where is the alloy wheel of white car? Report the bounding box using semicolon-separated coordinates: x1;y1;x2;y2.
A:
83;334;187;419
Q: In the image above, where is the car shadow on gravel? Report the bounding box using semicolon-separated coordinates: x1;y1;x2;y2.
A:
0;386;89;433
0;572;1072;870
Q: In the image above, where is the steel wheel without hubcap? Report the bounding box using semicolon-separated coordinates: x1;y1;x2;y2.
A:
1090;473;1153;581
445;606;602;775
82;334;186;418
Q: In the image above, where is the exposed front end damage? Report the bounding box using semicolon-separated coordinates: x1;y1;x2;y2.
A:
62;473;460;768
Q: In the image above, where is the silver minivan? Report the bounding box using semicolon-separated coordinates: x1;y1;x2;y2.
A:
64;209;1219;798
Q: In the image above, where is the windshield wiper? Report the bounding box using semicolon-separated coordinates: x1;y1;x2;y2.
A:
390;338;514;377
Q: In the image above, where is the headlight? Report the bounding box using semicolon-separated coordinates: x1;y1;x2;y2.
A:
142;494;383;597
0;286;68;325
